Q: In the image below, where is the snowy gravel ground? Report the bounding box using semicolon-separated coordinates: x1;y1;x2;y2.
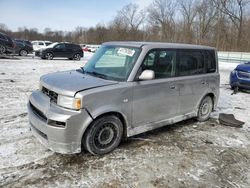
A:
0;54;249;188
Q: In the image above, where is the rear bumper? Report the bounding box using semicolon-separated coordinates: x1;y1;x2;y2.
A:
27;90;93;154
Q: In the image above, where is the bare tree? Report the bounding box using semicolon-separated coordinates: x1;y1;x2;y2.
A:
212;0;250;50
148;0;176;41
118;4;145;31
195;0;218;44
113;3;145;40
179;0;198;43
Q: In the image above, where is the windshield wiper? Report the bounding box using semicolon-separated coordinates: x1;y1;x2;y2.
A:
80;67;85;73
76;67;85;74
85;71;109;80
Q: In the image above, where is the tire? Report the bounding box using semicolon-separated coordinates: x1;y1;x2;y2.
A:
197;96;213;122
83;115;123;155
45;52;53;60
73;53;81;61
0;44;6;54
19;49;28;56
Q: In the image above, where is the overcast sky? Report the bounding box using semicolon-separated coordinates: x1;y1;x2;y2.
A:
0;0;153;32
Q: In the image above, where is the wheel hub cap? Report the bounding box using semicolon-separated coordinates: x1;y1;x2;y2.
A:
98;127;114;145
201;103;209;115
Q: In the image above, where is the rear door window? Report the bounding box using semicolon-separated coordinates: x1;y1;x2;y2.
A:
204;50;216;73
177;50;205;76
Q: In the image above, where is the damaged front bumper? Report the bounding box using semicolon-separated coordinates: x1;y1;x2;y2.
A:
27;90;93;154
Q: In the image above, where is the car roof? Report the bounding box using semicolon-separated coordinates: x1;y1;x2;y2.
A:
103;41;216;50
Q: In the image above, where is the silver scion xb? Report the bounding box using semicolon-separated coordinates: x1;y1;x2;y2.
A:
27;42;220;155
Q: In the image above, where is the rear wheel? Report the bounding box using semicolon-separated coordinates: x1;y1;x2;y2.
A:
197;96;213;122
73;53;81;61
19;49;28;56
45;52;53;60
0;44;6;54
83;115;123;155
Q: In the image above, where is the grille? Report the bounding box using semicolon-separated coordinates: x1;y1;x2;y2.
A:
42;87;58;103
29;102;47;122
237;71;250;79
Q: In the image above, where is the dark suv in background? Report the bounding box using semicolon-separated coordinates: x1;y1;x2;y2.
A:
14;39;33;56
0;32;15;54
36;42;83;60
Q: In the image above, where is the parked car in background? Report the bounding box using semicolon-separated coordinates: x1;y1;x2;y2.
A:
28;41;219;155
83;44;100;53
0;32;15;54
14;39;33;56
80;44;86;50
230;62;250;90
32;40;52;51
35;42;83;60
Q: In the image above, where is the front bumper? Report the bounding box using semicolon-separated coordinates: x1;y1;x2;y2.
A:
230;71;250;89
27;90;93;154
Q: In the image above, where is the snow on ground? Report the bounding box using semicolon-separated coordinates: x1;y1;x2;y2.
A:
0;55;249;188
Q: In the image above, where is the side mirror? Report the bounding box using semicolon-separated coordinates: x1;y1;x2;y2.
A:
138;70;155;81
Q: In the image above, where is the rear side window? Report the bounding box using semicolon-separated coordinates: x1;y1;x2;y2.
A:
205;50;216;73
177;50;205;76
38;42;44;45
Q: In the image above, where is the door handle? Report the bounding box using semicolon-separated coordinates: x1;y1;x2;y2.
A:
170;85;176;89
201;81;207;85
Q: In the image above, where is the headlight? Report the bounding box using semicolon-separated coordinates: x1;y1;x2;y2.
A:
57;95;82;110
231;70;236;74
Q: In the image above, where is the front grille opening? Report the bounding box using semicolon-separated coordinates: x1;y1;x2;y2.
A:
30;122;48;140
42;87;58;103
48;120;66;128
29;102;47;121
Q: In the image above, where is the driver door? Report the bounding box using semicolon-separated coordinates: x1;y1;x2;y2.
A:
53;43;66;57
132;49;179;128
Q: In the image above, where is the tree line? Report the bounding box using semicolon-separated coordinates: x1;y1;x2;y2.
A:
1;0;250;52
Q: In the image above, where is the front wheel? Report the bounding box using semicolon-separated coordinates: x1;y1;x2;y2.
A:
45;52;53;60
197;96;213;122
73;53;81;61
83;115;123;155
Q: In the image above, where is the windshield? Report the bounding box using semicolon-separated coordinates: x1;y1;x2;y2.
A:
83;45;141;81
45;42;52;46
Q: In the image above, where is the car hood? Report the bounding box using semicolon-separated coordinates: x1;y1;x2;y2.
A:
236;63;250;72
40;47;52;51
40;70;118;97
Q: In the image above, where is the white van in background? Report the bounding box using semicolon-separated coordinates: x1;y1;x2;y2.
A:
32;40;52;51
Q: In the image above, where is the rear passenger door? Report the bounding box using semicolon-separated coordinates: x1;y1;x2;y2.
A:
65;44;75;57
175;50;209;115
132;49;179;127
